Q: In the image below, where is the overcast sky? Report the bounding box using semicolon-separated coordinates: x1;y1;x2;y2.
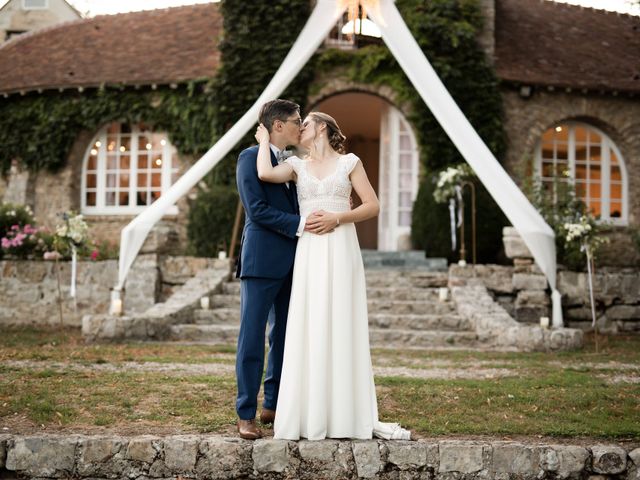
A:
61;0;639;17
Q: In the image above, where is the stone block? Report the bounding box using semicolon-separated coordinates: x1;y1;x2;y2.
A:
515;290;550;323
513;273;547;291
492;443;540;474
629;447;640;467
77;436;128;477
606;305;640;320
252;439;289;473
298;440;338;463
439;441;485;473
125;436;157;463
387;441;428;470
7;436;78;478
196;437;251;478
503;227;533;259
0;435;7;468
540;445;589;479
352;441;382;478
591;445;627;474
163;435;198;472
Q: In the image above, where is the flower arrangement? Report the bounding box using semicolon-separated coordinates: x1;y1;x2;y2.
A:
562;215;608;257
54;211;89;251
0;224;53;259
433;164;474;204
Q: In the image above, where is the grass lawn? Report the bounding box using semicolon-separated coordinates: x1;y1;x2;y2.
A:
0;326;638;440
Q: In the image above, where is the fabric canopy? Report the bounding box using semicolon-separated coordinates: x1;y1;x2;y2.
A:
115;0;563;327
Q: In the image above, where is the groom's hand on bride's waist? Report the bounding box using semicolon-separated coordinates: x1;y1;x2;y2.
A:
304;210;338;235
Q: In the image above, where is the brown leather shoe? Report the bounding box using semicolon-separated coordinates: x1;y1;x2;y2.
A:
260;408;276;425
237;419;262;440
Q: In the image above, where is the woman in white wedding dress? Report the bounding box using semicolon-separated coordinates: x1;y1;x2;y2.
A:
255;112;409;441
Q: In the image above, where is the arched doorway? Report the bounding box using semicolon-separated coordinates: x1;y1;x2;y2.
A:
312;92;419;251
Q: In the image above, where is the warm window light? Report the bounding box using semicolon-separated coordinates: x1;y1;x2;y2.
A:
155;159;162;166
160;139;167;146
341;18;382;38
108;143;115;151
90;149;98;155
119;146;126;152
555;126;563;132
146;143;152;150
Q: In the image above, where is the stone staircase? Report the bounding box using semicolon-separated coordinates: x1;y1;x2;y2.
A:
169;258;480;349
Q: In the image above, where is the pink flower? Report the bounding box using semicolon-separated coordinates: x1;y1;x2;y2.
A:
10;224;19;231
90;249;99;261
1;237;10;249
43;251;62;260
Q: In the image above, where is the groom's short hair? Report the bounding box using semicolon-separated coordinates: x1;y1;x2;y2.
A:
259;99;300;133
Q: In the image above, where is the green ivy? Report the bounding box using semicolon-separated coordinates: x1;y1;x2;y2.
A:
0;81;222;173
314;0;508;262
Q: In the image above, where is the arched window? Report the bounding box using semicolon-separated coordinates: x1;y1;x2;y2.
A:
535;122;628;225
81;122;180;215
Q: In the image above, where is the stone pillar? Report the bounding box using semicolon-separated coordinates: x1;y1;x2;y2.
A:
476;0;495;63
2;159;35;208
503;226;550;324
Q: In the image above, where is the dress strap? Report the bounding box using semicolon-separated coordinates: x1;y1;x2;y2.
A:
342;153;360;175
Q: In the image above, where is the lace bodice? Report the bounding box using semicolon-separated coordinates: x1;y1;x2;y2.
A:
286;153;359;217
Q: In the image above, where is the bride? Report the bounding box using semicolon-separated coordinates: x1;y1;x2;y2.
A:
255;112;410;441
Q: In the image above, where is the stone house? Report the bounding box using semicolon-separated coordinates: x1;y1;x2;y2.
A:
0;0;81;42
0;0;638;263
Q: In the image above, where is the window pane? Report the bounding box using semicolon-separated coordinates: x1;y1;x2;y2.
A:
611;165;621;182
588;182;601;199
575;182;586;198
120;155;130;170
611;150;619;165
151;191;161;201
87;155;97;170
119;173;130;188
610;182;622;201
555;143;568;160
588;131;601;144
85;191;96;207
399;135;411;151
588;200;601;217
151;172;161;188
138;153;149;169
541;145;554;160
399;192;412;208
399;173;412;189
575;145;587;161
119;192;129;206
138;173;148;187
575;165;586;181
610;202;622;218
171;171;180;184
137;191;149;206
105;191;116;206
589;164;601;181
574;126;588;143
399;153;412;170
106;174;117;188
86;173;97;188
399;211;412;227
590;145;601;161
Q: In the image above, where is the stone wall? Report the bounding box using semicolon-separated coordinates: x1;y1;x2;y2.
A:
1;435;638;480
500;87;640;266
0;255;227;327
451;262;640;333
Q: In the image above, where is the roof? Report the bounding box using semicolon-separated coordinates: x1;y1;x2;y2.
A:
0;2;222;95
495;0;640;93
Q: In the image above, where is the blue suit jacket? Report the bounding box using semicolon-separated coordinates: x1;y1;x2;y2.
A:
235;145;300;279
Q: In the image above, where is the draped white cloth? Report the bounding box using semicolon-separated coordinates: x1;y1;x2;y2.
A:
115;0;562;327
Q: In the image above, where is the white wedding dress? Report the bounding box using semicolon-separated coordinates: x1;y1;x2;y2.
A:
273;153;410;441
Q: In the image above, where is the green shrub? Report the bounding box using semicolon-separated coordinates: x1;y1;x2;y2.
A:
187;185;240;257
412;172;508;264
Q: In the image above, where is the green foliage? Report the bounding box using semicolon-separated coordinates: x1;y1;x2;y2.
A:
315;0;506;261
522;175;608;271
0;82;220;174
187;185;239;257
208;0;313;185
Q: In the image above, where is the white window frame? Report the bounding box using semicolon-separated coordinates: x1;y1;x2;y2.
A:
534;121;629;226
22;0;49;10
81;124;179;216
378;105;420;250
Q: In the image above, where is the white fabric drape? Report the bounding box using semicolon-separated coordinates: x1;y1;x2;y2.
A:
114;0;344;294
115;0;562;327
367;0;562;327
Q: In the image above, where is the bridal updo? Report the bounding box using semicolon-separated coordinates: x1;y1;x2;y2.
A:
309;112;347;154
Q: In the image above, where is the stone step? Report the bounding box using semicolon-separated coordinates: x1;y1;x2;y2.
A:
169;324;478;348
222;282;241;295
368;328;478;348
369;314;471;331
366;287;442;301
170;324;239;343
364;272;448;288
368;300;455;315
203;298;455;315
361;250;448;271
193;309;468;331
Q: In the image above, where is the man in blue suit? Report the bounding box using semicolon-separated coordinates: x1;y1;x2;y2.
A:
235;99;306;439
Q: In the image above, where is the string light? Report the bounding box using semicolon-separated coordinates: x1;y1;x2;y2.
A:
155;159;162;166
555;126;563;132
95;141;102;147
90;149;98;155
146;143;152;150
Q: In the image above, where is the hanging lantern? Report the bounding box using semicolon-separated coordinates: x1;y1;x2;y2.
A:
339;0;369;34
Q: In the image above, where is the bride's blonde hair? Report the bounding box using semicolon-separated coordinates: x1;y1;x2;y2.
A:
308;112;347;154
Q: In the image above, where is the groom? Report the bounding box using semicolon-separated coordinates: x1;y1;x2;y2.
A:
234;99;305;440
